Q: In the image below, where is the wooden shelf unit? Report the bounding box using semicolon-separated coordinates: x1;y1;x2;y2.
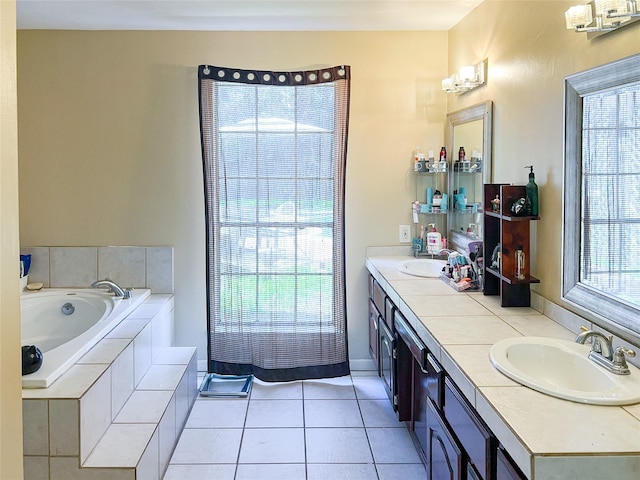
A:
483;184;539;307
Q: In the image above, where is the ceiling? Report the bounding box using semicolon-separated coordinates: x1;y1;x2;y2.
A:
16;0;484;31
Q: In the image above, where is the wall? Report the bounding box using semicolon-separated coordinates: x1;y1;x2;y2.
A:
448;1;639;321
17;31;449;366
0;0;24;478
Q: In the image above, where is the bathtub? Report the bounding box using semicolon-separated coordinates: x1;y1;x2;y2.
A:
21;288;150;388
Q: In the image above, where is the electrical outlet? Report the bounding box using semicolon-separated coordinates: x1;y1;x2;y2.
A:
399;225;411;243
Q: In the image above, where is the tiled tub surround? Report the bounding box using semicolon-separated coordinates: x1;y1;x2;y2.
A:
20;246;174;294
366;252;640;480
22;294;199;480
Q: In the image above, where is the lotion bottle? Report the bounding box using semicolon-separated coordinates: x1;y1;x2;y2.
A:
427;223;442;254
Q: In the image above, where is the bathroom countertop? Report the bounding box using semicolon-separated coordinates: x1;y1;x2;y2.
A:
366;254;640;480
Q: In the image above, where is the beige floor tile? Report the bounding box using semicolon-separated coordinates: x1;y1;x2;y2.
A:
238;428;305;464
305;428;373;463
304;399;364;427
171;428;242;464
245;399;303;428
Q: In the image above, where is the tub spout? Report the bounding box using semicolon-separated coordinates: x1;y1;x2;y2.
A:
91;279;131;299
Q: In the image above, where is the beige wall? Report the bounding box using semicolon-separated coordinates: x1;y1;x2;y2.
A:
448;1;639;313
1;0;24;478
17;30;449;365
15;2;640;378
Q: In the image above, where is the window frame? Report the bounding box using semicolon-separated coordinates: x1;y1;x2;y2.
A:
563;53;640;343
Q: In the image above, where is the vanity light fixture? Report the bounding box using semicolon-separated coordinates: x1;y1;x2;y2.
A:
565;0;640;34
441;61;486;94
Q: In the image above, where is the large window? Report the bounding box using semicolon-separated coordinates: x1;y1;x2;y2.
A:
563;54;640;341
216;83;336;328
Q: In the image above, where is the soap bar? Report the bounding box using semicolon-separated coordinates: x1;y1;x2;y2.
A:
26;282;44;291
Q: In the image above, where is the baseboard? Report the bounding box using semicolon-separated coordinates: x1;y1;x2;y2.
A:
349;358;377;371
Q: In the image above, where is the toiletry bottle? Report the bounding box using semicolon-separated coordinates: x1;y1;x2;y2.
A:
515;245;525;280
524;165;539;216
427;150;435;171
458;146;465;163
439;147;447;172
413;147;422;172
467;223;476;237
427;223;442;254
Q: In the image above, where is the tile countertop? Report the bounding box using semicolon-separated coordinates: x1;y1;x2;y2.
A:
366;255;640;480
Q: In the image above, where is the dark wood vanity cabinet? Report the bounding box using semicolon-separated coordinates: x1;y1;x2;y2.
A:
368;275;526;479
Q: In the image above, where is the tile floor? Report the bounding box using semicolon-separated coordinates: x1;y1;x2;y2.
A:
164;372;427;480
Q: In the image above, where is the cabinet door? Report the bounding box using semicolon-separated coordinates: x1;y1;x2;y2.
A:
395;330;413;422
368;299;380;374
426;398;464;480
444;377;495;479
380;320;395;406
413;359;429;459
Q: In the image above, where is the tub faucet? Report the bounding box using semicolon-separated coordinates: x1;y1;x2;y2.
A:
91;279;132;299
575;329;635;375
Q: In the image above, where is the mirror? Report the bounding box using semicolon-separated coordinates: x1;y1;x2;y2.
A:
445;101;493;254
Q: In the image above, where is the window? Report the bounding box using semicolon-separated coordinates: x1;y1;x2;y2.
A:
216;83;336;328
563;54;640;341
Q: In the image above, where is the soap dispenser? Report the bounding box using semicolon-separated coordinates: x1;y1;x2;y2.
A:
524;165;539;216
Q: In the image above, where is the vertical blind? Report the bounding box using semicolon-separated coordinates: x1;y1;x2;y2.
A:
581;82;640;308
198;65;351;381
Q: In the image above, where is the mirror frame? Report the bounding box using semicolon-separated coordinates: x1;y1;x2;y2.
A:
445;100;493;252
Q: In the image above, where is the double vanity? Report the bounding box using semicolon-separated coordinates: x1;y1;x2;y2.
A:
366;250;640;480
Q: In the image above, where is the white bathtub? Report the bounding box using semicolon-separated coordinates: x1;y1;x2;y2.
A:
21;288;150;388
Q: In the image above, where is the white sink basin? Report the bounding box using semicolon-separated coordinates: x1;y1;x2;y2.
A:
490;336;640;405
396;259;446;278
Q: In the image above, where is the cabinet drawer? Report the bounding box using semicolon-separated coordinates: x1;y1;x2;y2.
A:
385;297;396;329
394;310;426;367
368;275;374;298
371;278;386;323
444;377;495;479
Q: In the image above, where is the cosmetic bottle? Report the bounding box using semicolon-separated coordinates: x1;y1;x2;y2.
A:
427;224;442;255
413;147;422;172
525;165;539;216
515;245;525;280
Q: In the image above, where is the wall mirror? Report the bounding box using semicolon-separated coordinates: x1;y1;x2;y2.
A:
563;54;640;345
445;101;493;254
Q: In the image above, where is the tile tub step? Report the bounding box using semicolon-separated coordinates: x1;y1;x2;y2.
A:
79;346;197;480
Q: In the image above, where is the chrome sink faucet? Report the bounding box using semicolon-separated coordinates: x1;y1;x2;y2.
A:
91;279;132;299
575;329;636;375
